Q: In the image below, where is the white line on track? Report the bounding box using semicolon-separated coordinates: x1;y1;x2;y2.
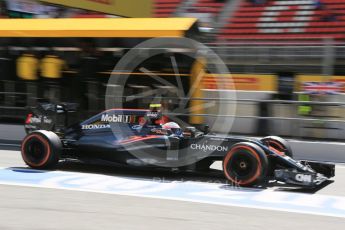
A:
0;167;345;218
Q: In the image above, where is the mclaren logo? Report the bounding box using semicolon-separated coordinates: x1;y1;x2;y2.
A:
190;144;228;152
101;114;130;123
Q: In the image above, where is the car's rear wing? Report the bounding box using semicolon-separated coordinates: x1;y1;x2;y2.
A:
25;103;79;134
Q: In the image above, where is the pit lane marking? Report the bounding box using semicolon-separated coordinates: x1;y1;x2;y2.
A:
0;167;345;218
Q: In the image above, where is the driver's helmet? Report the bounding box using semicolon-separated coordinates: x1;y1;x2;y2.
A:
144;104;163;125
162;122;182;136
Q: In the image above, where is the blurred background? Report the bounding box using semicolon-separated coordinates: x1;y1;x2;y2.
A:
1;0;345;141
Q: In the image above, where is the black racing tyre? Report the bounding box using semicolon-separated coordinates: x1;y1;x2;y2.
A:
223;142;269;187
261;136;293;158
21;130;62;169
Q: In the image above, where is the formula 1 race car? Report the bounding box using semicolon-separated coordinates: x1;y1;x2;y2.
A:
21;103;335;188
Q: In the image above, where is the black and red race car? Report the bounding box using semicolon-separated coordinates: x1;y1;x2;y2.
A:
21;103;335;188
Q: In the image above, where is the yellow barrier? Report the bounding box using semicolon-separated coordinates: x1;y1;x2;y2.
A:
0;18;197;38
40;0;153;17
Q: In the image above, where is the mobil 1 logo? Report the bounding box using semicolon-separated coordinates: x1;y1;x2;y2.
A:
101;114;131;123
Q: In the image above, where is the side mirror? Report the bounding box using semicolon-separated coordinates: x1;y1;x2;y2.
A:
184;127;197;138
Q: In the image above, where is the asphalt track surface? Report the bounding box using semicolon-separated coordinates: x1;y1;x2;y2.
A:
0;148;345;230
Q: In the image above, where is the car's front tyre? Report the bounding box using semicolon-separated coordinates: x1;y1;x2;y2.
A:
223;142;269;187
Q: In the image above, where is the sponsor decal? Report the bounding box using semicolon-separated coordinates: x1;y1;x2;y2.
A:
190;143;228;152
43;117;53;124
295;174;312;183
202;74;263;90
146;112;159;118
131;125;142;130
30;117;41;123
101;114;131;123
29;116;52;124
151;128;168;135
82;124;110;130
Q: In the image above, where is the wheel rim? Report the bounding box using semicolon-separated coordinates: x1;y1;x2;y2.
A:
227;151;258;181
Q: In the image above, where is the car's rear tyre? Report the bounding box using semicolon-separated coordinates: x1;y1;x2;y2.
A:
261;136;293;158
21;130;62;169
223;142;268;187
